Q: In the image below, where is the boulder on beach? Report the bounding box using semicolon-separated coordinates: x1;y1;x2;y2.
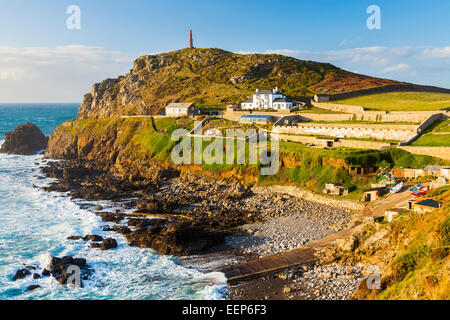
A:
0;123;48;155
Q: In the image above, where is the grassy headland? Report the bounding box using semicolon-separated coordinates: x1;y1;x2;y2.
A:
51;117;446;200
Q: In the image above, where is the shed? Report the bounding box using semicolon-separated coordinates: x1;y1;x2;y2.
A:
314;94;330;103
363;189;379;202
411;199;443;213
166;103;199;117
349;165;376;176
323;184;349;196
385;208;404;223
390;168;424;179
441;167;450;179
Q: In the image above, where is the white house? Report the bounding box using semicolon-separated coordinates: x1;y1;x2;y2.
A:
166;103;199;117
240;88;295;110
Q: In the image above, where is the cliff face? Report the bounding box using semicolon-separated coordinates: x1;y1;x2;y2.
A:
77;48;401;119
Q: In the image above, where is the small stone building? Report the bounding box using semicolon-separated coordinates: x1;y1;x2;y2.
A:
363;189;379;202
323;184;349;196
385;208;404;223
166;103;199;117
411;199;443;213
314;94;330;103
349;165;376;176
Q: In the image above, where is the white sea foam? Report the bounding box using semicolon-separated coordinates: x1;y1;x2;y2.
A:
0;153;227;300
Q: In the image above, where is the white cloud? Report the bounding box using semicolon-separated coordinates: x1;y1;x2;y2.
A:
0;45;132;102
382;63;410;73
419;46;450;59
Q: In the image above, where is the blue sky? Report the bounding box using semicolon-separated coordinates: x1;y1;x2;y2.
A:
0;0;449;102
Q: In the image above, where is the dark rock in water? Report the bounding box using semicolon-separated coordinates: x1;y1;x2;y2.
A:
83;235;103;242
91;238;118;250
48;256;91;287
67;236;82;241
72;258;87;267
26;285;41;291
41;269;50;277
25;265;37;270
91;238;117;250
99;212;125;223
32;273;41;280
13;269;31;281
103;225;131;235
101;238;117;250
0;123;48;155
125;221;226;256
56;276;67;285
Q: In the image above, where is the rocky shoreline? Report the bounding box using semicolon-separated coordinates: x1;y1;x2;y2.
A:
34;156;363;299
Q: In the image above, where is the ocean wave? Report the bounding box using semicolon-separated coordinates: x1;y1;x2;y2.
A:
0;155;227;300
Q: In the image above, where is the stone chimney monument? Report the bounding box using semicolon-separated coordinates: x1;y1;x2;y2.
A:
189;29;194;48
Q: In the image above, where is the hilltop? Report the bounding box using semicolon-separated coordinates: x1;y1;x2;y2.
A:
77;48;402;119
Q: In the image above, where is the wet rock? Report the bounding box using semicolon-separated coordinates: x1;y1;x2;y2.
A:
48;256;91;287
126;221;226;256
41;269;50;277
101;238;117;250
99;212;125;223
13;269;31;281
26;285;41;291
0;123;48;155
32;273;41;280
83;235;103;242
67;236;82;241
103;225;131;235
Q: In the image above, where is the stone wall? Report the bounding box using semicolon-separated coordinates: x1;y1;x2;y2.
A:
254;186;365;211
278;134;392;150
274;123;418;141
417;113;445;133
311;102;449;123
225;107;450;124
398;146;450;161
311;102;365;114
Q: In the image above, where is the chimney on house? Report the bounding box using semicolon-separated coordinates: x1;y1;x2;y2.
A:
189;29;194;48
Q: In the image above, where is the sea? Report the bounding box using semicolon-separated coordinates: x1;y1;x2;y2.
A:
0;103;227;300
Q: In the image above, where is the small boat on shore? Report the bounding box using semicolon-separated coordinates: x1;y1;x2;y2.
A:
413;187;428;198
390;182;404;194
409;184;423;193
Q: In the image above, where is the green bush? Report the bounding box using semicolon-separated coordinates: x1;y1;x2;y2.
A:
393;245;431;279
439;216;450;246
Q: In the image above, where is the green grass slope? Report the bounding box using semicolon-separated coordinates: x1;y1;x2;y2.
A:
334;91;450;111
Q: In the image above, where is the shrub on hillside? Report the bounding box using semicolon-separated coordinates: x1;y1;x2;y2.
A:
439;216;450;246
393;245;431;280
